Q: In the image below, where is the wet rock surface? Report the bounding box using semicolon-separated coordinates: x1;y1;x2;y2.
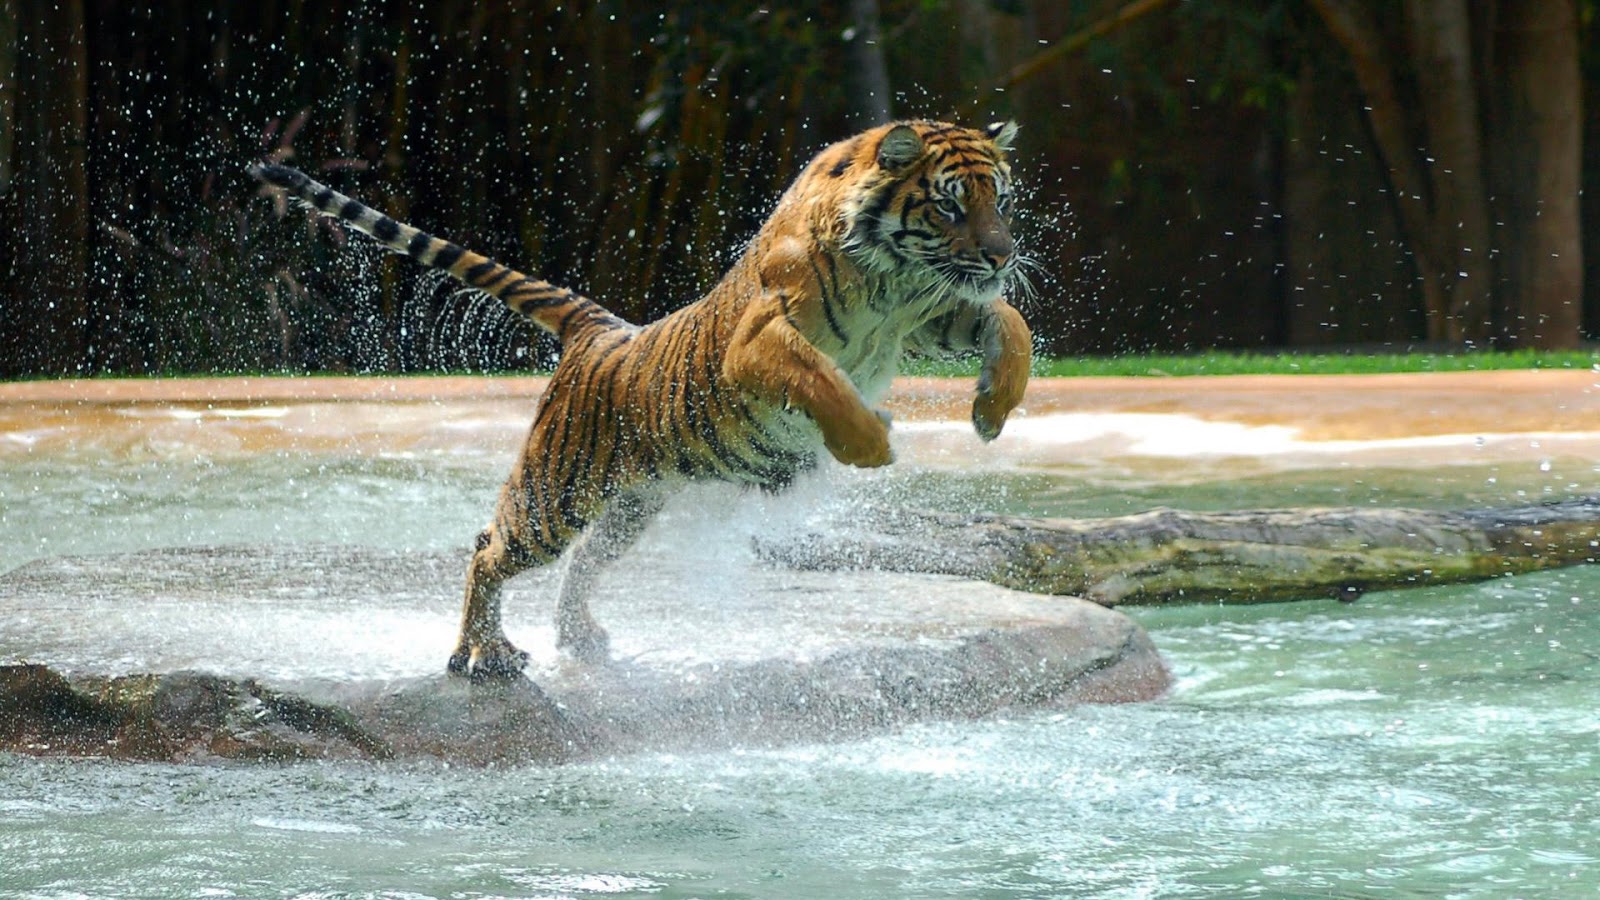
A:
0;664;389;762
0;546;1167;764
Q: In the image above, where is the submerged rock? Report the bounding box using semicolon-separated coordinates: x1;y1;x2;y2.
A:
0;546;1167;764
0;665;389;761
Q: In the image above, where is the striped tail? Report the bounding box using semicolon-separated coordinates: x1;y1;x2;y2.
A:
250;163;630;343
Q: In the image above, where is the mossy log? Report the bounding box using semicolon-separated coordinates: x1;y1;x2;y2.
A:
761;497;1600;606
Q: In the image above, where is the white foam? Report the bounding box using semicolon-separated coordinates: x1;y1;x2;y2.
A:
899;412;1600;460
251;817;364;834
117;406;292;422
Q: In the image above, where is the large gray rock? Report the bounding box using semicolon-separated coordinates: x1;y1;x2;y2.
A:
0;545;1167;764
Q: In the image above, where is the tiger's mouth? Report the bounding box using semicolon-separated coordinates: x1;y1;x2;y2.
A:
937;259;1016;304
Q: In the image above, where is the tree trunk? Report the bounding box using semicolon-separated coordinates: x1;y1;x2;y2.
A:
1404;0;1495;344
846;0;893;127
1489;0;1584;349
0;0;17;195
1314;0;1586;349
1284;54;1419;345
0;0;89;377
1308;0;1451;343
761;497;1600;606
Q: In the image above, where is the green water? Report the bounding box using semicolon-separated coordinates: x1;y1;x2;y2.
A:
2;444;1598;897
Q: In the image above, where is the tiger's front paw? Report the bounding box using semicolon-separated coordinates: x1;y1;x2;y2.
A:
972;389;1021;442
972;301;1031;441
823;408;894;468
447;637;531;682
972;352;1029;441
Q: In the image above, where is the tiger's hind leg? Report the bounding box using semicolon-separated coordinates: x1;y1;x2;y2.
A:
555;487;665;664
448;517;563;681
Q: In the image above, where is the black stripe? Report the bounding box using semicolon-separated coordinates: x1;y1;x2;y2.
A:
826;136;862;178
859;182;898;224
569;419;604;525
653;325;696;460
615;331;653;469
540;393;588;534
696;379;761;478
571;349;628;498
312;187;337;209
808;255;848;346
372;216;401;242
554;299;589;336
517;295;558;316
432;243;465;270
661;371;688;475
940;311;959;351
338;198;365;221
702;297;724;391
851;182;904;251
465;260;499;285
503;277;553;306
819;244;843;300
674;453;699;478
674;324;710;473
704;420;762;478
554;481;586;534
731;398;783;446
776;290;802;333
254;164;306;189
479;268;514;292
406;232;431;258
506;522;561;563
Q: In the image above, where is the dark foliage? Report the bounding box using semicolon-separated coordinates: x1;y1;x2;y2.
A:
0;0;1591;376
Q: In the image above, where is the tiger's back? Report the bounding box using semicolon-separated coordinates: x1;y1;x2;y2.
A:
254;119;1033;678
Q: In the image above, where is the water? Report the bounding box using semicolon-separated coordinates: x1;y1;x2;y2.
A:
2;394;1598;897
3;574;1597;897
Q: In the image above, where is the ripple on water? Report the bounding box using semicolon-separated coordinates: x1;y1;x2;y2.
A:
4;435;1600;897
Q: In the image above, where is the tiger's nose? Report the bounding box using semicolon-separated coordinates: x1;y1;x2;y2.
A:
980;228;1014;271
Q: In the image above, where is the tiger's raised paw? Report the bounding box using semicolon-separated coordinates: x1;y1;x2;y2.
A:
972;391;1017;442
447;638;531;682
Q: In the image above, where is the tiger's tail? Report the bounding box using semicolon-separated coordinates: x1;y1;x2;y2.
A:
250;163;629;342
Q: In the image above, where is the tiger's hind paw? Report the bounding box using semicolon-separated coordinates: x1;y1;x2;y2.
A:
447;639;531;682
557;625;611;666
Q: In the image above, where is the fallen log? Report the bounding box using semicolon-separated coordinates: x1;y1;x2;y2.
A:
761;496;1600;606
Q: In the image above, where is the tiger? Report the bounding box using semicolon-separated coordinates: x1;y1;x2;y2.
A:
252;119;1033;679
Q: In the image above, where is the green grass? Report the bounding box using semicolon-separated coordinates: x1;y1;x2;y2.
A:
903;349;1600;378
8;349;1598;383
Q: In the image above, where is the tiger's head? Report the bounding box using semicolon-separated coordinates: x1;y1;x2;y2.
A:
837;120;1021;304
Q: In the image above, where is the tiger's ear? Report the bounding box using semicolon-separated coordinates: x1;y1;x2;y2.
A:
985;120;1019;152
877;125;924;171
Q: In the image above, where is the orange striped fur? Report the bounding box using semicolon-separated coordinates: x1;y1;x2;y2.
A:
253;120;1032;678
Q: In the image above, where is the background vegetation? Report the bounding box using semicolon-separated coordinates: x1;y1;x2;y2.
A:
1;0;1595;377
